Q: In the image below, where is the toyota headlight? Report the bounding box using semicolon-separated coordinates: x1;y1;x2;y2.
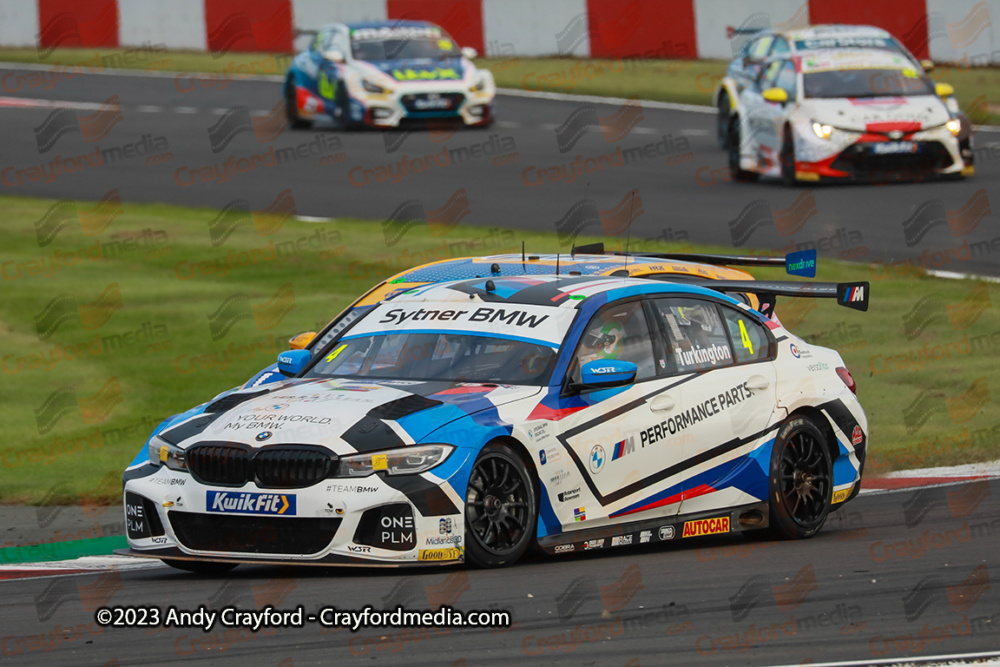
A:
811;121;833;139
361;78;389;94
946;118;961;136
336;444;454;477
148;436;187;471
469;75;487;93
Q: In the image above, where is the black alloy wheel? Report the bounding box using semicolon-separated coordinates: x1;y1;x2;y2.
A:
768;416;833;539
465;442;537;568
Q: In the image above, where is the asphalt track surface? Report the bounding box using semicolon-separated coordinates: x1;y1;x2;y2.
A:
1;65;1000;277
2;67;1000;666
2;482;998;665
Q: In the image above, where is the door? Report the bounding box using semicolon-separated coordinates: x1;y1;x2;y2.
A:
648;298;778;519
549;298;693;529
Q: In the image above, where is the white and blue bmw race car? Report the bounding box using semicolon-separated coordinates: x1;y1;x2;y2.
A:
121;275;869;571
284;20;495;129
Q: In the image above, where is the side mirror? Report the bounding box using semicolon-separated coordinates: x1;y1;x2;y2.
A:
288;331;317;350
461;46;477;59
277;349;311;377
935;82;954;98
921;59;935;73
580;360;637;389
323;49;346;63
762;87;788;104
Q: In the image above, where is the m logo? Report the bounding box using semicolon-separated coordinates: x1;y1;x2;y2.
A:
838;282;869;312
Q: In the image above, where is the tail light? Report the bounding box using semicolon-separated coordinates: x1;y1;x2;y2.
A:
836;367;856;395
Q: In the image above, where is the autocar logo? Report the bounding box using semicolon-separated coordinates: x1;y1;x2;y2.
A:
256;431;273;441
589;445;606;474
658;525;675;540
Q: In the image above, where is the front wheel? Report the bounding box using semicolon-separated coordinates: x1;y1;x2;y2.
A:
717;94;731;149
465;442;537;568
728;116;758;182
284;79;310;130
780;127;799;186
768;416;832;539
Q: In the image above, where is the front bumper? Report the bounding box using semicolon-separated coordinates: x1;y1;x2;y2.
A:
297;82;494;128
793;126;969;182
122;460;468;567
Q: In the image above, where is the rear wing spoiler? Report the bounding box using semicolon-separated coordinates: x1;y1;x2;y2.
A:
680;279;870;314
570;243;817;276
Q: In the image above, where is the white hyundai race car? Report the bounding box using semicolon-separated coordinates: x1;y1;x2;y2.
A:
284;20;495;129
728;48;972;184
120;275;869;572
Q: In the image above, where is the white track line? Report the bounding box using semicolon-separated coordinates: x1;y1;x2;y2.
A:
768;650;1000;667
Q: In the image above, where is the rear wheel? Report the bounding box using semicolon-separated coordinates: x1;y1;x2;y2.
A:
163;559;239;575
717;94;731;148
768;416;832;539
465;442;537;568
780;126;798;186
728;116;758;182
284;79;310;130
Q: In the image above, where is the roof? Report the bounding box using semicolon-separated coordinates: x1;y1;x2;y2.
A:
392;253;753;283
799;48;916;72
385;274;744;309
345;20;437;31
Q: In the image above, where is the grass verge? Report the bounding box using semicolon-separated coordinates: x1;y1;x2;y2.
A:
0;46;997;124
1;194;997;505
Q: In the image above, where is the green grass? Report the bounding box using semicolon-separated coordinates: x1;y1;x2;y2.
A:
1;194;997;505
0;46;997;123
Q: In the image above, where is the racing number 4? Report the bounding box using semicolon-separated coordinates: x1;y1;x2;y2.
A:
739;320;754;355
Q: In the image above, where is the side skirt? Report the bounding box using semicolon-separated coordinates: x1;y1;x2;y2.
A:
537;501;769;555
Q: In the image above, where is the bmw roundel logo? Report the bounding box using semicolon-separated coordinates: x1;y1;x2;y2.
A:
589;445;606;474
256;431;273;441
789;343;800;358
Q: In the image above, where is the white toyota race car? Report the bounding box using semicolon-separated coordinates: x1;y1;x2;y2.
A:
120;275;869;571
728;48;972;184
284;20;495;129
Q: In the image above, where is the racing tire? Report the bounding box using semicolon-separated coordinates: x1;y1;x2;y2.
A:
162;559;239;575
780;126;799;187
335;85;362;132
728;116;758;182
464;441;538;568
717;94;731;149
284;79;311;130
767;416;833;540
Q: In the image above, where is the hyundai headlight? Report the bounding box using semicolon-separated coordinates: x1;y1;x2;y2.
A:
336;444;454;477
946;118;961;136
361;78;389;94
811;121;833;139
148;436;187;471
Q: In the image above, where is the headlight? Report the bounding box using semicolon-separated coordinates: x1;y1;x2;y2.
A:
946;118;962;136
336;444;453;477
148;436;187;471
361;78;389;94
469;76;487;93
811;121;833;139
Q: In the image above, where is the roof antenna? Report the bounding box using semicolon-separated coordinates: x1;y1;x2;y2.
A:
622;189;637;279
556;252;560;277
521;240;525;263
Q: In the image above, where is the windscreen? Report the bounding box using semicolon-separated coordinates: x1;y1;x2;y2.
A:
803;68;934;98
350;26;458;61
305;333;557;384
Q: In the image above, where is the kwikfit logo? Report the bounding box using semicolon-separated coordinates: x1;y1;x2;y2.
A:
206;491;295;515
